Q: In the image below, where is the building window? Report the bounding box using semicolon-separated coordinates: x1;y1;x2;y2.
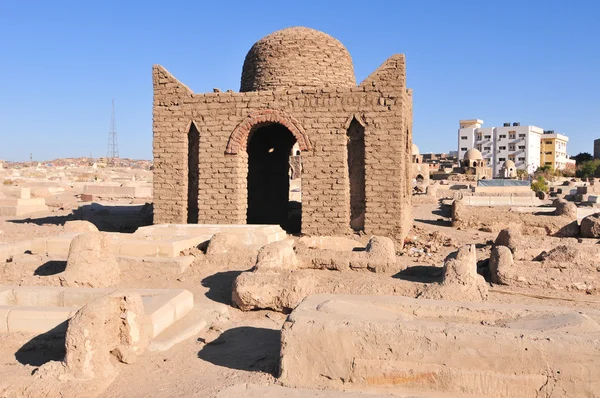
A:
519;134;526;138
509;145;515;151
509;133;516;139
545;151;553;155
484;146;491;151
546;141;552;144
545;162;552;165
484;135;491;139
499;146;506;150
518;157;525;161
518;145;525;150
461;136;468;140
499;157;506;162
499;134;506;139
477;144;482;150
461;147;467;151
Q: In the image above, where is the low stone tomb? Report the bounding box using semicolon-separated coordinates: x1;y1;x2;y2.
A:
0;285;193;338
280;294;600;397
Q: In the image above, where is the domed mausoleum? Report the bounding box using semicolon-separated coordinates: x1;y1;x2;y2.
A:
241;27;356;92
500;160;517;179
152;27;413;242
461;148;492;180
411;144;430;186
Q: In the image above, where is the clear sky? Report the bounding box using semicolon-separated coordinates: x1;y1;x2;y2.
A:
1;0;598;161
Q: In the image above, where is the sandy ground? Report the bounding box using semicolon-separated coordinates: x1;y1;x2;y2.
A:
1;200;600;397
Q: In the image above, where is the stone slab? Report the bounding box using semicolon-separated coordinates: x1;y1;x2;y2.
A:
0;204;49;216
216;384;479;398
83;184;152;198
117;255;195;275
461;196;542;206
134;223;287;246
149;296;228;352
280;294;600;397
0;198;45;206
31;232;208;258
7;307;75;333
0;286;194;337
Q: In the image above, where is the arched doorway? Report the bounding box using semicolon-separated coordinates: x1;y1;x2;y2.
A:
247;123;300;233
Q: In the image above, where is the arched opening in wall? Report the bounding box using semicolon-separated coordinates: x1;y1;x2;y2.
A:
347;118;365;231
247;123;300;233
416;174;424;184
187;122;200;224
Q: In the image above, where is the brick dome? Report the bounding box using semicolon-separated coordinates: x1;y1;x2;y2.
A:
240;27;356;92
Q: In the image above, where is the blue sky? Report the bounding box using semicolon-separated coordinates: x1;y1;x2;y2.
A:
0;0;598;161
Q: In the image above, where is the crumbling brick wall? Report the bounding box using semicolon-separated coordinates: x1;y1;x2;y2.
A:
152;28;412;242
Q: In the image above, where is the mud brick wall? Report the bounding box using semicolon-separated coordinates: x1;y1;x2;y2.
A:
241;27;356;92
153;45;412;242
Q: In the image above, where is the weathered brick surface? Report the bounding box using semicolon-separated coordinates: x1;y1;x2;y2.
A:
241;27;356;93
152;27;413;242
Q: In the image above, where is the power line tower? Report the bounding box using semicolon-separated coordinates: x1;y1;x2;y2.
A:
107;98;120;162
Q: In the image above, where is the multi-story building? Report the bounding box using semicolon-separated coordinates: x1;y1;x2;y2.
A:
539;131;570;170
458;119;542;177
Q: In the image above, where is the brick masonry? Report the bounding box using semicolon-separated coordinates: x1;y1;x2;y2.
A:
152;27;413;243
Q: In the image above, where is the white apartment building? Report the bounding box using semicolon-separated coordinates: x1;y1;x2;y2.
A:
458;119;542;177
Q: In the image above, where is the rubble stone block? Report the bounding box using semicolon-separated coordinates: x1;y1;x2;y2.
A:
489;245;514;285
60;232;121;288
494;228;520;253
580;212;600;238
553;198;577;218
255;239;299;271
419;244;488;301
63;220;99;233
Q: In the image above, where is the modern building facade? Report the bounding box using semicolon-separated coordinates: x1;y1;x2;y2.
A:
540;131;570;170
458;120;543;177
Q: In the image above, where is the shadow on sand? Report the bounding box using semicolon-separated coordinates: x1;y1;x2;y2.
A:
393;265;443;283
198;327;280;375
34;260;67;276
201;270;245;306
8;215;70;227
15;324;67;367
413;218;452;227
